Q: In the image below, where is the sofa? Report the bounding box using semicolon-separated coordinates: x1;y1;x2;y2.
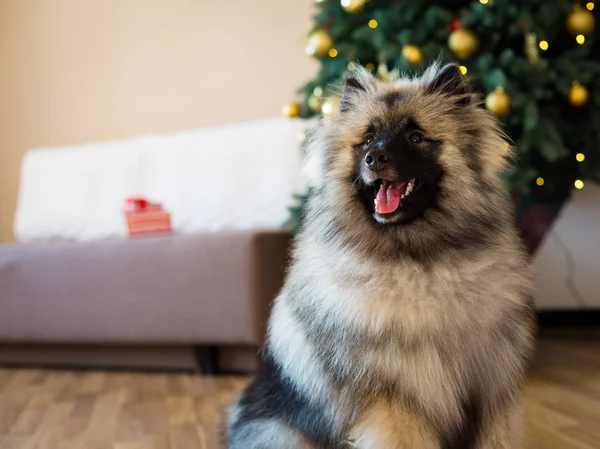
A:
0;116;309;372
0;230;290;372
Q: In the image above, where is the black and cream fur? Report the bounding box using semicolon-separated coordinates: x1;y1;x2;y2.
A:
226;63;535;449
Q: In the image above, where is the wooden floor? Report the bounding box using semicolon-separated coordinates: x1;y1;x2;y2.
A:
0;338;599;449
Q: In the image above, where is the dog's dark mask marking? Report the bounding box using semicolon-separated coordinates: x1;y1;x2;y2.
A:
354;116;444;226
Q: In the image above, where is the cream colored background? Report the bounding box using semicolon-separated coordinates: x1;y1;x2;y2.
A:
0;0;316;242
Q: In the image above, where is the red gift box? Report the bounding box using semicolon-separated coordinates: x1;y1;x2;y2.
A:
124;197;172;237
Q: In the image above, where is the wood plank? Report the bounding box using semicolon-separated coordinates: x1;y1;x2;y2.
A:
0;337;598;448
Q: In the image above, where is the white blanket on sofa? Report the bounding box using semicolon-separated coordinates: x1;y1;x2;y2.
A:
14;117;313;242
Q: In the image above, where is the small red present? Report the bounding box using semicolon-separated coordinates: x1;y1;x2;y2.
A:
124;197;172;237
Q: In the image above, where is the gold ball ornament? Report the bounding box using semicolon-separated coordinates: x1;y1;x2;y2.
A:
341;0;365;13
281;102;300;118
485;87;511;115
569;82;589;107
305;30;333;57
402;45;424;64
448;28;480;59
308;94;323;112
567;5;596;36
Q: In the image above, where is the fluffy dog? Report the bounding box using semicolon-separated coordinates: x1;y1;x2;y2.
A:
226;62;535;449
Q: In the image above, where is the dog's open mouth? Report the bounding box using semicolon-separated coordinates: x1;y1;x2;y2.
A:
357;176;436;225
373;178;417;215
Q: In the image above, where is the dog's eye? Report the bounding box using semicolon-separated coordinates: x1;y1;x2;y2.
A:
363;135;375;147
409;132;424;144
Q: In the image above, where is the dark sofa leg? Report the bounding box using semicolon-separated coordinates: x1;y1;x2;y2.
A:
193;345;220;374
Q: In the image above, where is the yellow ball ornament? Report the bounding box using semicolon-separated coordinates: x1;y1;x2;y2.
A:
305;30;333;57
569;81;589;107
485;87;511;116
281;102;300;118
341;0;365;13
402;45;424;64
308;94;323;112
448;28;480;59
567;5;596;36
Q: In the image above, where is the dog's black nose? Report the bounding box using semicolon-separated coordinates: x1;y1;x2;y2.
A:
365;149;390;171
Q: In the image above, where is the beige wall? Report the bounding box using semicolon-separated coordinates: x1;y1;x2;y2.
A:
0;0;316;242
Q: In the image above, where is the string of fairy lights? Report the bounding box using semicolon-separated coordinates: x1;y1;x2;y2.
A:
535;2;594;191
283;0;596;192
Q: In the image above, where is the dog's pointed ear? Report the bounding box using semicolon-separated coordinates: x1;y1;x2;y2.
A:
340;67;374;112
427;63;472;105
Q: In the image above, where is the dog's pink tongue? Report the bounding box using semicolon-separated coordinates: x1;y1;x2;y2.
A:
375;181;404;214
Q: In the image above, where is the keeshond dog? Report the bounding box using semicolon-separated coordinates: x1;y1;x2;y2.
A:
226;62;535;449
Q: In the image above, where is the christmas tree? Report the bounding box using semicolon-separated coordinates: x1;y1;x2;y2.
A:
284;0;599;237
